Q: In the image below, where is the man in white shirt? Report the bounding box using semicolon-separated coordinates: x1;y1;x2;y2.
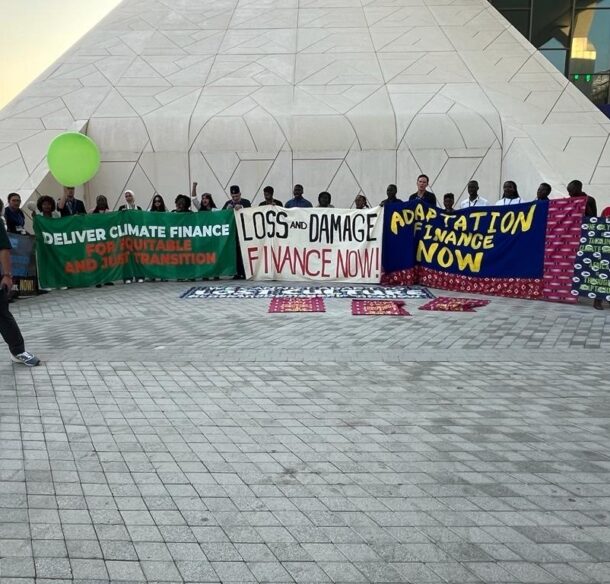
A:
460;180;489;209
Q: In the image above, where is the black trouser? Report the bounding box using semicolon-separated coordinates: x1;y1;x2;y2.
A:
236;239;245;278
0;288;25;355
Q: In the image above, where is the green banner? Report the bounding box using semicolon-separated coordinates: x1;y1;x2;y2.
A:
34;210;237;288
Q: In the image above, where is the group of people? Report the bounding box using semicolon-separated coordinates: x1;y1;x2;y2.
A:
9;176;607;229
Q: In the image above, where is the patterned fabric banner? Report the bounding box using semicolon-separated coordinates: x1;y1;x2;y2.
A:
571;216;610;302
382;199;586;301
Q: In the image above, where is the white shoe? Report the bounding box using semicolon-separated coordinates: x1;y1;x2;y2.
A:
124;279;132;284
11;351;40;367
137;278;144;283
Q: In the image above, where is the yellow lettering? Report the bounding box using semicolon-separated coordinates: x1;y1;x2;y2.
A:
456;232;473;247
470;233;483;249
469;211;487;231
445;231;457;245
454;215;467;231
489;212;501;233
434;228;448;243
437;247;453;268
426;207;438;221
390;211;404;235
500;211;515;233
483;235;494;249
415;204;426;221
417;240;438;263
455;250;483;272
511;204;536;234
402;209;414;225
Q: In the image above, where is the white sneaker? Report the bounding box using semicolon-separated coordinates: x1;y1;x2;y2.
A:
137;278;144;283
124;279;132;284
11;351;40;367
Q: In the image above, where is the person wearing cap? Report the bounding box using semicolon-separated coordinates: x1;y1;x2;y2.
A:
223;185;251;211
118;190;142;210
285;184;313;208
222;186;251;279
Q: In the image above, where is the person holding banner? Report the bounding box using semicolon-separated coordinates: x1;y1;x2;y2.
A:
57;187;86;216
285;184;312;209
496;181;522;206
173;195;193;212
118;190;142;211
149;194;167;212
537;183;551;201
459;181;489;209
34;196;61;219
317;192;334;208
259;186;283;207
443;193;456;213
4;194;27;235
0;219;40;366
567;180;597;217
409;175;437;207
223;186;250;279
354;194;370;209
380;184;402;207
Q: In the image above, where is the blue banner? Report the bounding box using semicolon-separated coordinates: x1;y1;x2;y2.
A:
383;200;549;278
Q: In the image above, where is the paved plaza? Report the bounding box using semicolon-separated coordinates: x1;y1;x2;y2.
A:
1;282;610;583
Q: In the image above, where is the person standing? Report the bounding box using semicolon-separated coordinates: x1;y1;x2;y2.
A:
567;180;597;217
354;194;370;209
91;195;111;214
57;187;86;216
149;194;167;212
33;196;61;218
285;184;313;209
222;186;251;279
222;185;251;211
496;181;522;206
259;186;283;206
0;218;40;366
536;183;552;201
443;193;456;213
460;181;489;209
409;175;437;207
173;195;193;212
317;192;334;208
118;190;142;210
4;193;27;234
380;184;402;207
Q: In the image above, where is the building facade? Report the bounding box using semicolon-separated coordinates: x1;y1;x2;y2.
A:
489;0;610;108
0;0;609;211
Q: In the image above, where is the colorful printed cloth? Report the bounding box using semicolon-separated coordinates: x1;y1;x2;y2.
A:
181;285;433;299
419;297;490;312
268;298;326;313
351;300;410;316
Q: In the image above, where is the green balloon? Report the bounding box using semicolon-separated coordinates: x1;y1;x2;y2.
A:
47;132;101;186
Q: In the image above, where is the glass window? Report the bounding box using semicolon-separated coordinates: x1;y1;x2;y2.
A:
489;0;531;8
531;0;572;49
572;73;610;106
540;49;568;74
500;9;531;37
575;1;610;7
571;9;610;73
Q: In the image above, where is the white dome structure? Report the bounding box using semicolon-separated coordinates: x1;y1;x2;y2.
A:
1;0;610;210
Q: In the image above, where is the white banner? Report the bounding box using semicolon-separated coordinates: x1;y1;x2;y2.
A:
236;207;384;283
